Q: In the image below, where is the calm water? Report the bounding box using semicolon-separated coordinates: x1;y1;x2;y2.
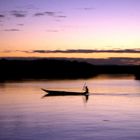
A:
0;75;140;140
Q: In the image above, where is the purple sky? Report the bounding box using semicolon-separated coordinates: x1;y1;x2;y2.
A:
0;0;140;57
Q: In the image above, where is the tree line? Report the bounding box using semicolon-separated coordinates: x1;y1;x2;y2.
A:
0;59;140;81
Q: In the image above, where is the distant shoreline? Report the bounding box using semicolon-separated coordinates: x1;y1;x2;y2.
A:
1;57;140;65
0;58;140;82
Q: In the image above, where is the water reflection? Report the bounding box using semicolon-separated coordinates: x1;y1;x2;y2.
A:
42;94;89;103
83;94;89;103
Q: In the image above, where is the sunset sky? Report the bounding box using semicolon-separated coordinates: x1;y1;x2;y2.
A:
0;0;140;58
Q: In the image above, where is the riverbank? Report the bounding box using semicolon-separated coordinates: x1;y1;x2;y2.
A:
0;59;140;81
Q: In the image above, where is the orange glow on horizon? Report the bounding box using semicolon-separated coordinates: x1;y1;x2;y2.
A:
0;51;140;59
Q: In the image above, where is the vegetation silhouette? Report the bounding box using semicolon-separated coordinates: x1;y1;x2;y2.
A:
0;59;95;81
0;58;140;81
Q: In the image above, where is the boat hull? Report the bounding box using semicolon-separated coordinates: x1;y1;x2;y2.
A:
41;88;88;96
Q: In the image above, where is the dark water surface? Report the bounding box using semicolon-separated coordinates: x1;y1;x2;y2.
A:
0;75;140;140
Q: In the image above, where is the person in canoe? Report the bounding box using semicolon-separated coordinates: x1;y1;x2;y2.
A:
83;83;89;94
85;86;89;93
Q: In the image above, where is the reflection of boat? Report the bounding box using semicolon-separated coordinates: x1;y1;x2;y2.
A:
41;88;89;96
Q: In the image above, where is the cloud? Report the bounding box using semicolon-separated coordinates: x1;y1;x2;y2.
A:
34;11;66;18
31;49;140;54
10;10;27;18
32;50;47;53
45;11;56;16
17;24;24;26
0;14;5;18
4;29;20;32
83;7;95;10
56;15;67;18
5;49;140;55
34;11;56;17
34;12;45;16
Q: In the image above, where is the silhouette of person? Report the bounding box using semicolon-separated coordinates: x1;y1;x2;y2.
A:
84;86;89;94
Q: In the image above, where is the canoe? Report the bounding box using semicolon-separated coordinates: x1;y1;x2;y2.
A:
41;88;88;96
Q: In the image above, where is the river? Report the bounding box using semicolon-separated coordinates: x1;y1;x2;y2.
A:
0;75;140;140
